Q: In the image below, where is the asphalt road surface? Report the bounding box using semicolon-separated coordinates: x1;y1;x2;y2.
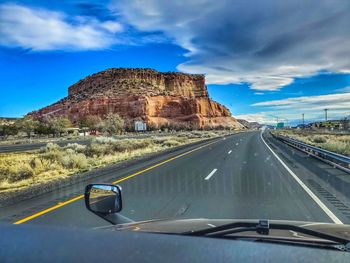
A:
1;130;350;228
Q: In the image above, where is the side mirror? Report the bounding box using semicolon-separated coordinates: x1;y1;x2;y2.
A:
85;184;122;217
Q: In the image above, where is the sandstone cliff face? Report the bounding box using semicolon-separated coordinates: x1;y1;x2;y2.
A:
68;68;208;99
30;68;241;129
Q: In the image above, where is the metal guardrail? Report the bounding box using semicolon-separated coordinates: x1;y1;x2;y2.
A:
271;133;350;174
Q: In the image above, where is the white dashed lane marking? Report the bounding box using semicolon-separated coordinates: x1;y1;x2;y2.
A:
205;168;218;180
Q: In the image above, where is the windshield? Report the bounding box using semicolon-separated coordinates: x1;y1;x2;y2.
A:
0;0;350;236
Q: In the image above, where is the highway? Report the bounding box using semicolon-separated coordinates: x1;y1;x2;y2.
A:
1;130;350;228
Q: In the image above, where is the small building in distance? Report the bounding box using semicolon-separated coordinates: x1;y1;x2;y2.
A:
134;121;147;132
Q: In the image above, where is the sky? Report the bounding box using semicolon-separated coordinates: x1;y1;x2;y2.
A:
0;0;349;125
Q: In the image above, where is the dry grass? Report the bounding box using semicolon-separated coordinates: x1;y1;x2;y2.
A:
272;130;350;156
0;135;85;145
0;130;232;193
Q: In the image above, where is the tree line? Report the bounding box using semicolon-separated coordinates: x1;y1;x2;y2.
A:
0;113;125;138
1;113;234;139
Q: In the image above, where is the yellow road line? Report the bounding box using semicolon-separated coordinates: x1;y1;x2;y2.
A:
13;138;222;225
14;195;84;225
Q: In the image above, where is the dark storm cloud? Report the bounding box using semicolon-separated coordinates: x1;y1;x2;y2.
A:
114;0;350;90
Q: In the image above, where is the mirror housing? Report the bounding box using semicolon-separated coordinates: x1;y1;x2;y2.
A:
85;184;122;223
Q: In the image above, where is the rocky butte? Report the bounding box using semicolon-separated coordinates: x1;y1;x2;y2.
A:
30;68;242;129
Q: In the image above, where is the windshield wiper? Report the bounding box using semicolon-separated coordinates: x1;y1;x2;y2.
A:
183;220;350;251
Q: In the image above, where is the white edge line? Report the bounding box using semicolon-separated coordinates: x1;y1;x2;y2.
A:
260;132;343;224
205;168;218;180
228;150;232;154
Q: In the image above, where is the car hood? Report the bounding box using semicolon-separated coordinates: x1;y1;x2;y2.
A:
99;218;350;241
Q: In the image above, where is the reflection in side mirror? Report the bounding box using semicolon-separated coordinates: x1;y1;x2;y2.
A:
85;184;122;215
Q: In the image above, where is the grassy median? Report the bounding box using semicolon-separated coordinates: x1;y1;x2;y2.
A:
0;131;232;194
272;130;350;156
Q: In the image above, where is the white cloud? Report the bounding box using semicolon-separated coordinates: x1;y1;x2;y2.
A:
114;0;350;90
253;93;350;111
245;93;350;124
100;21;123;33
236;113;275;124
0;3;123;51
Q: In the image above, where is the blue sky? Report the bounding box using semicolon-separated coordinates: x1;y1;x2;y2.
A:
0;1;350;125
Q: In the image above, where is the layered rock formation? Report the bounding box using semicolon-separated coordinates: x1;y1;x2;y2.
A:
237;119;261;129
30;68;241;129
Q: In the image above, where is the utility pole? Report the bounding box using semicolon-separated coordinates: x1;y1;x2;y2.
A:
324;109;328;122
302;113;305;128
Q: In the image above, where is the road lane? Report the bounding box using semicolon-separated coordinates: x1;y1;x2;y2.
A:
144;130;331;222
5;130;343;228
261;132;342;224
1;135;228;226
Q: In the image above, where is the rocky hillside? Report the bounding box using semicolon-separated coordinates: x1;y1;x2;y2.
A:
237;119;261;129
30;68;242;129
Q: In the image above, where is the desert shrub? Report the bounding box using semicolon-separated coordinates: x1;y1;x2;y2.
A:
58;151;88;169
29;157;45;174
0;166;9;181
41;149;64;161
94;136;118;144
201;132;217;138
71;154;88;169
2;163;34;182
86;143;110;156
44;142;61;152
339;136;350;143
312;136;327;144
172;137;188;143
64;143;87;153
323;141;350;156
163;139;181;147
110;139;153;152
87;139;153;156
177;132;192;138
152;137;168;144
183;132;202;139
190;131;203;137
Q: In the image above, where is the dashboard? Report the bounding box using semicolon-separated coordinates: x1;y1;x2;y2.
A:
0;223;349;262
